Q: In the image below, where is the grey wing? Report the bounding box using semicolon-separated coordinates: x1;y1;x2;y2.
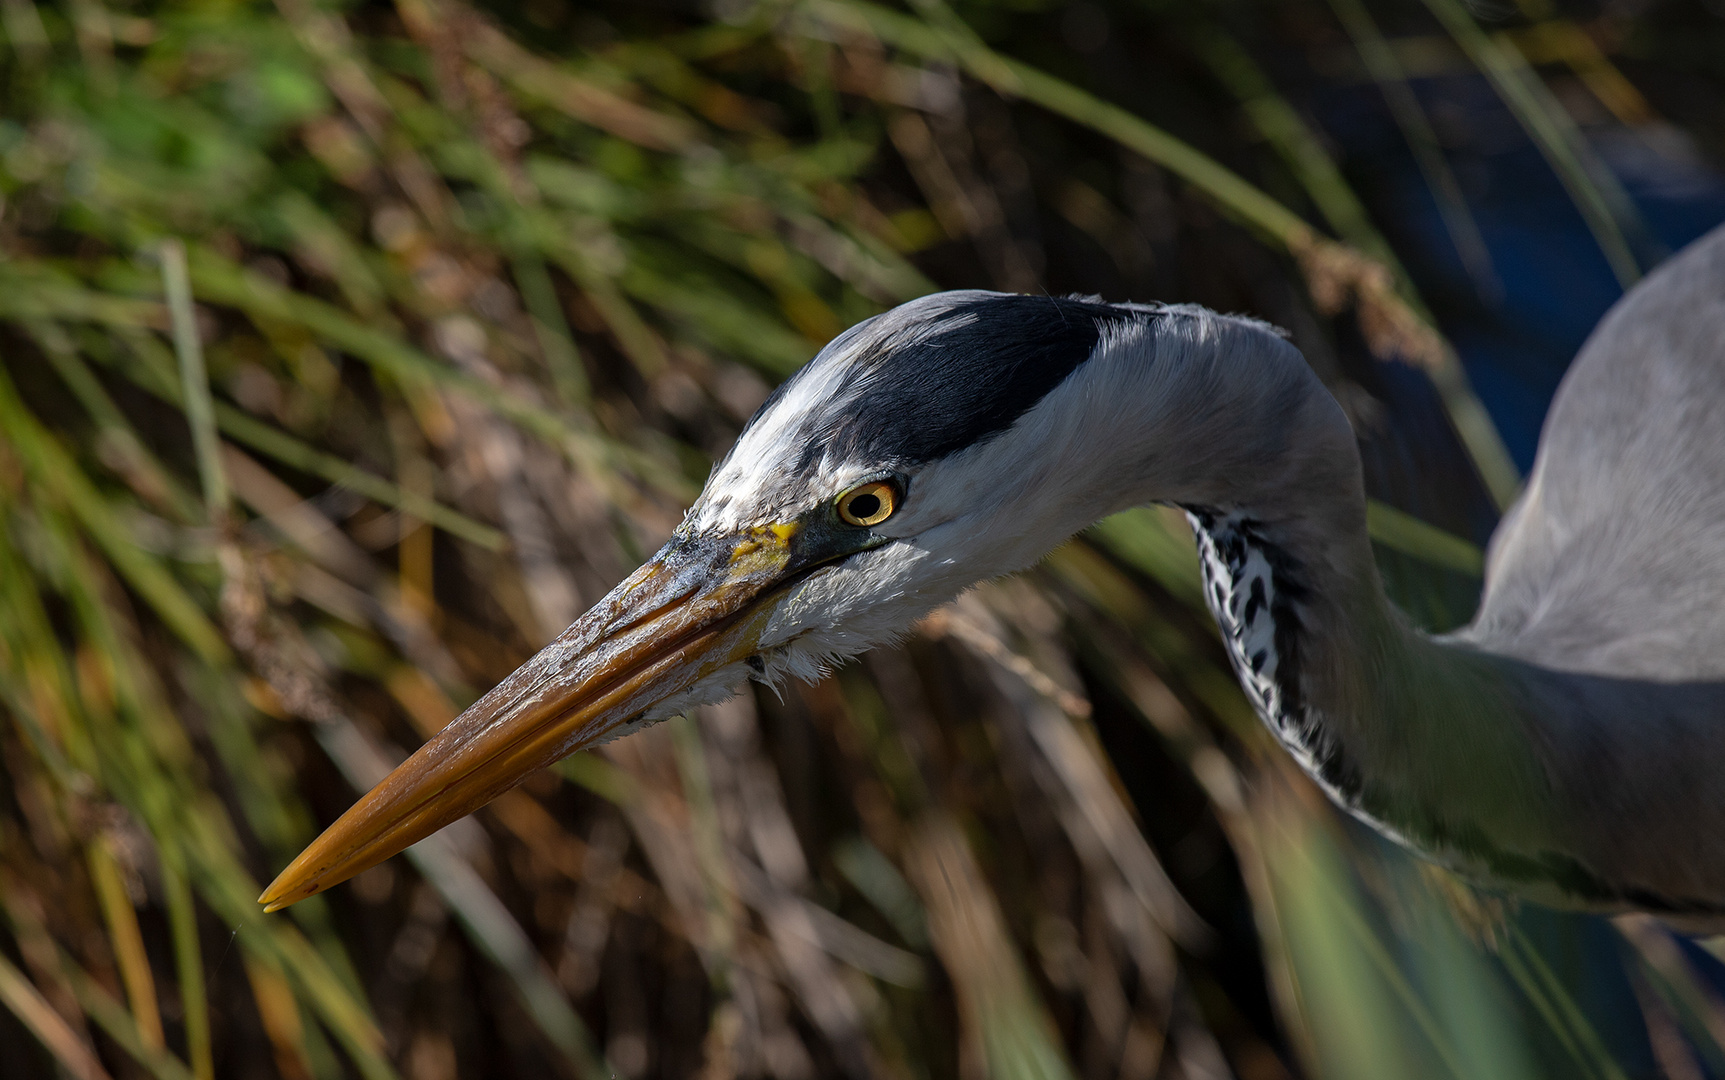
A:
1464;222;1725;681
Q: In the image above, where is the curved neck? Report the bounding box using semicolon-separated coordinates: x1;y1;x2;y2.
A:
1083;308;1725;914
1181;501;1546;844
1132;315;1579;894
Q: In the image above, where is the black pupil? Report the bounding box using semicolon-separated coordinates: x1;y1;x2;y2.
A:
847;493;881;520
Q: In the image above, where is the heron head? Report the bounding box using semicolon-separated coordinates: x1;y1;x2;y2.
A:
261;290;1271;910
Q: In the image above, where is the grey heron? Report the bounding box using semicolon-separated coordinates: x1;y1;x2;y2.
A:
260;223;1725;923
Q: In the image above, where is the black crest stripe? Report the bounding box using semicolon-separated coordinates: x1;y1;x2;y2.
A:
780;293;1144;470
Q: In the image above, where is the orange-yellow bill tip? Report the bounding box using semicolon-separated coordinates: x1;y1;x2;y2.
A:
258;526;805;911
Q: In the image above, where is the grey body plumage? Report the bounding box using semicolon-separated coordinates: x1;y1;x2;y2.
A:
269;223;1725;918
1447;225;1725;915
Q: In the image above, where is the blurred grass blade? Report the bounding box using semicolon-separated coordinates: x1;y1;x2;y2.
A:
619;262;818;378
462;18;699;150
807;0;1521;510
1417;0;1644;289
90;326;504;550
906;813;1078;1080
1305;855;1486;1079
30;320;201;523
1020;696;1210;947
2;870;194;1080
240;955;319;1080
832;836;930;950
0;0;49;63
1273;806;1543;1080
1501;928;1630;1080
1324;0;1502;301
160;850;214;1080
307;707;608;1076
39;521;390;1078
1421;355;1523;512
0;948;115;1080
160;239;229;522
61;956;197;1080
210;413;506;549
668;714;742;963
0;358;230;663
183;859;395;1080
1088;507;1206;608
1365;501;1484;575
1615;914;1725;1067
543;250;672;378
510;252;589;407
1092;502;1483;614
1189;25;1391;265
86;839;166;1053
1258;807;1425;1079
173;249;592;453
177;244;686;493
809;0;1313;248
1516;20;1654;127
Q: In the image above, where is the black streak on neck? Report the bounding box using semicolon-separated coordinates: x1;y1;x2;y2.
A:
1183;506;1363;806
1182;512;1725;916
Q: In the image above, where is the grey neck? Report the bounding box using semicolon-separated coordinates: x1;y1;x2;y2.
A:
1149;321;1725;917
1136;317;1574;896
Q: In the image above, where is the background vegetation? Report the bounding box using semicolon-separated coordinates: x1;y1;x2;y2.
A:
1;0;1723;1077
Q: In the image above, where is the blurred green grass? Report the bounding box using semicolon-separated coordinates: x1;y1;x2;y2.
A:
0;0;1720;1078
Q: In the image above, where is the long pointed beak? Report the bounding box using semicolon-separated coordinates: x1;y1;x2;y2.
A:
259;524;809;911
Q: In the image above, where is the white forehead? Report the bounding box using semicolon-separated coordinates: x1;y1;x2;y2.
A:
689;342;859;532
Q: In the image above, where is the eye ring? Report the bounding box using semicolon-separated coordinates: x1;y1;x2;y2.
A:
836;480;899;527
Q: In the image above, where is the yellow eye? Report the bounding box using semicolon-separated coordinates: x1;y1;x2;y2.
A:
837;481;898;527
